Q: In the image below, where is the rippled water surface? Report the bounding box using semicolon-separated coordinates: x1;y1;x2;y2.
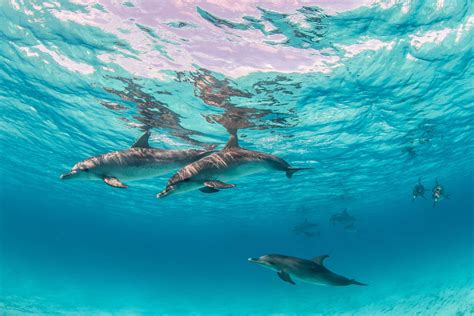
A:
1;0;473;314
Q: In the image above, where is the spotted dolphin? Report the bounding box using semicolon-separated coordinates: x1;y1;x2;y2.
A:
432;178;449;207
248;254;366;286
157;132;311;198
60;132;216;188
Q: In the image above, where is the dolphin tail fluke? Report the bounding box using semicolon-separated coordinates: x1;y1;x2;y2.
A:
286;167;312;178
350;279;367;286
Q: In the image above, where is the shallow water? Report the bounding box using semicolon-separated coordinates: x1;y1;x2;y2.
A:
1;0;473;314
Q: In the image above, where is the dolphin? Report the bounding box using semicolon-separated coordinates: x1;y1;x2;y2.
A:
412;177;426;202
292;219;320;238
432;178;449;207
248;254;366;286
157;132;311;198
330;208;357;230
60;132;216;188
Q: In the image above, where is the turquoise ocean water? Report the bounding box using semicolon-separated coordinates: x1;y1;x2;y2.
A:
1;0;473;314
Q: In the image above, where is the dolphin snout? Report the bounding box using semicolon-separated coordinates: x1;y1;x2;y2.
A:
60;171;77;180
248;257;260;263
157;188;171;199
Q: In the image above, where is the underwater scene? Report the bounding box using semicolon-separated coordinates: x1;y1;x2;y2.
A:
1;0;473;314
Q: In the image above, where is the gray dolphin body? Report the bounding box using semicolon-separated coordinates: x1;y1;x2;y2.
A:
330;208;356;231
157;133;310;198
248;254;366;286
412;177;426;202
292;219;320;238
432;178;449;207
60;132;216;188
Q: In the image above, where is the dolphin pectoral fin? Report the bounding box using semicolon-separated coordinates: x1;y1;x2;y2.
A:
350;279;367;286
103;177;128;188
204;180;235;190
131;131;151;148
199;187;219;194
312;255;329;266
277;271;295;285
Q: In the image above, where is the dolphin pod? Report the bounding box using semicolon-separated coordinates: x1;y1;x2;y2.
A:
62;130;370;288
410;177;449;206
61;130;310;192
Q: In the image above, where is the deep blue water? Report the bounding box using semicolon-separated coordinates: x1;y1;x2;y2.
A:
1;0;473;314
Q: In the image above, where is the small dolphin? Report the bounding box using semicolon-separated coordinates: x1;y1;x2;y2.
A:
248;254;366;286
432;178;449;207
292;219;320;238
157;132;311;198
61;132;216;188
412;177;426;202
330;208;356;230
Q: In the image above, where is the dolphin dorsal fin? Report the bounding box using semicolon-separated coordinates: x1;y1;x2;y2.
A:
224;132;239;150
132;131;151;148
312;255;329;266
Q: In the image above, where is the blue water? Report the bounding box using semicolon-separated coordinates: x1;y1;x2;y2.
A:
1;0;473;314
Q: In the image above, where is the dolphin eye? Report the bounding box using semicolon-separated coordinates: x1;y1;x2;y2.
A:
82;168;89;172
183;178;190;182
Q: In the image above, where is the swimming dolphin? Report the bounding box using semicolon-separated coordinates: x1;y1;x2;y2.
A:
292;219;320;238
157;132;311;198
248;254;366;286
60;132;216;188
412;177;426;202
330;208;356;230
432;178;449;207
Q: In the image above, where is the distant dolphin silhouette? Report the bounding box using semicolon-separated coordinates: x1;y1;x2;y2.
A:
330;208;357;231
292;219;320;237
248;254;366;286
412;177;426;202
61;132;216;188
157;131;311;198
432;178;449;206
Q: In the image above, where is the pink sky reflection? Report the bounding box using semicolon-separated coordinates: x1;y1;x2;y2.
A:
53;0;377;78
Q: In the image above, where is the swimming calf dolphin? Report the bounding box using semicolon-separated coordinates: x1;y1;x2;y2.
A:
60;132;216;188
248;254;366;286
157;132;311;198
412;177;426;202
